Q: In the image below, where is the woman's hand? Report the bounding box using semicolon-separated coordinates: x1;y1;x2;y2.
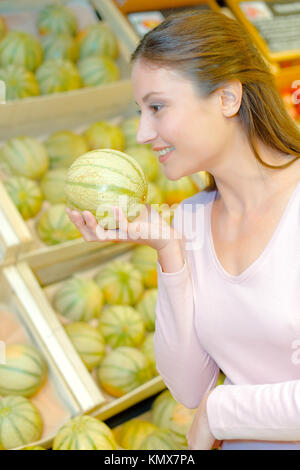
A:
66;204;179;252
187;390;221;450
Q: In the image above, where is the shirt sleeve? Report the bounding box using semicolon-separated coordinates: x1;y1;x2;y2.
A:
207;380;300;441
153;203;220;409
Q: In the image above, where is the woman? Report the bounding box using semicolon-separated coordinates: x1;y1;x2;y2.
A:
67;10;300;450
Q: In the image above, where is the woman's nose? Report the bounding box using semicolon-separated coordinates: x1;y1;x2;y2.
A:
136;116;157;145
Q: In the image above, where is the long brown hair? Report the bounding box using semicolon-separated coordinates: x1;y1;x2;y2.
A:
131;10;300;190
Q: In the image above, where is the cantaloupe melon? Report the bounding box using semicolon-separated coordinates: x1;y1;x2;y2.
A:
0;64;40;100
78;56;120;87
0;396;43;450
0;31;43;72
96;346;153;397
65;149;147;229
65;322;105;371
53;276;104;322
169;403;197;449
40;168;67;204
84;122;124;151
126;145;159;182
4;176;43;220
120;117;140;148
150;389;177;429
41;32;78;62
157;173;198;206
52;415;117;450
36;59;81;95
140;332;158;377
37;4;78;36
99;305;145;348
146;181;164;205
0;343;48;398
36;203;81;245
44;130;89;169
94;261;144;305
76;23;118;60
136;289;157;331
114;419;158;450
0;136;49;180
131;245;158;288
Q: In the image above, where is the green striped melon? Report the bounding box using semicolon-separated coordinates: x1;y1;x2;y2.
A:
65;149;147;229
96;346;153;397
0;31;43;72
4;176;44;220
114;419;158;450
36;59;81;95
94;261;144;305
37;4;78;36
36;203;81;245
157;173;198;206
76;23;118;60
99;305;145;348
136;289;157;331
0;136;49;180
84;122;124;151
0;16;7;41
126;145;159;182
120;117;140;148
52;415;117;450
0;64;40;100
141;332;158;377
65;322;105;371
40;168;67;204
78;56;120;87
44;130;89;169
0;343;48;398
131;245;158;289
137;428;177;450
0;396;43;450
41;33;78;62
146;181;164;205
169;403;197;450
150;389;177;430
53;276;104;322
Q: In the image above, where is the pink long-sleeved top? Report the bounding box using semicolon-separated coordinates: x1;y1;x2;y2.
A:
154;180;300;450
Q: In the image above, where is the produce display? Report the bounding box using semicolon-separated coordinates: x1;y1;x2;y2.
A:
2;0;297;452
47;248;159;403
0;4;121;100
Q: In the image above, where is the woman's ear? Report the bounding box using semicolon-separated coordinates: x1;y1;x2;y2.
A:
219;80;243;117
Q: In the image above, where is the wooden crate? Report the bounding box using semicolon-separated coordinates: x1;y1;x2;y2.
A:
0;0;133;135
0;263;106;450
19;242;166;423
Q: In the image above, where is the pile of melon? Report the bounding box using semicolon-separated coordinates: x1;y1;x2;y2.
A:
50;246;160;399
0;342;48;450
0;3;121;100
0;116;206;246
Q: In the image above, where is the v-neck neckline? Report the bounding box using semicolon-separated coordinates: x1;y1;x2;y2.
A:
206;180;300;283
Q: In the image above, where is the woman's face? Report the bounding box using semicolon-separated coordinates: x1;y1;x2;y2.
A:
131;59;230;180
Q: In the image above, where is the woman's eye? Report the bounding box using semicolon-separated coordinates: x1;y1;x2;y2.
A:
136;108;141;116
150;104;162;113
